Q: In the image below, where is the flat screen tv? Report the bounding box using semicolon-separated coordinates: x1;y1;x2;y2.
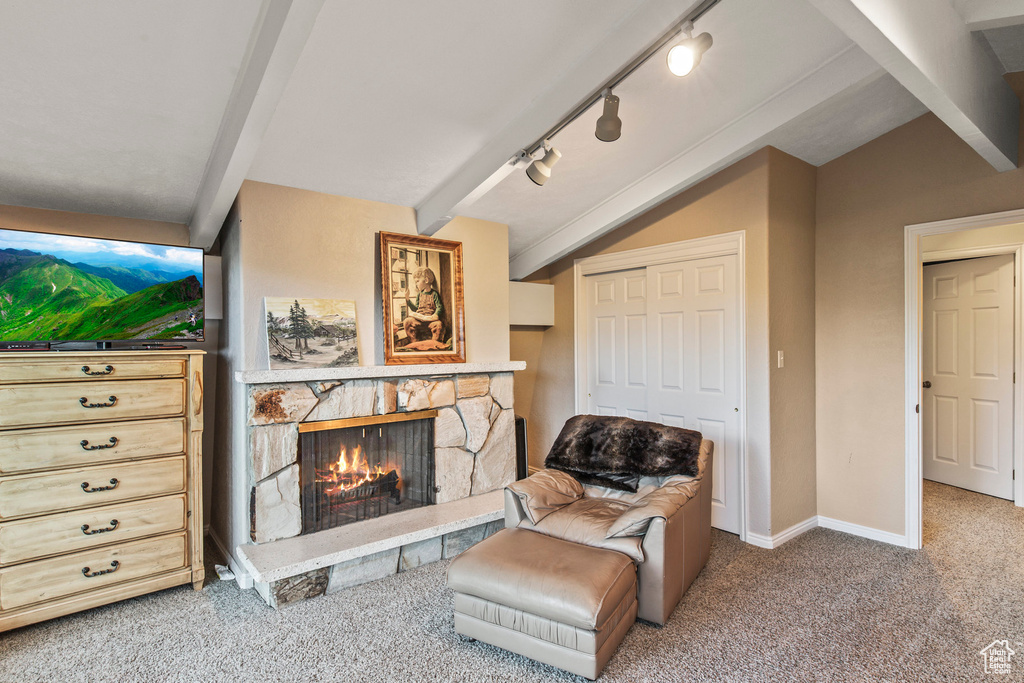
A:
0;228;204;346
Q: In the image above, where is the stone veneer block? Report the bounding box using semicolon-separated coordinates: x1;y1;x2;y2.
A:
435;447;474;504
327;547;401;592
399;537;443;572
248;384;318;425
399;378;455;411
254;464;302;543
434;407;467;448
458;396;495;453
377;380;398;415
457;374;489;398
313;381;341;396
304;380;376;422
443;525;487;559
428;379;455;408
270;567;330;607
471;409;516;495
250;423;299;481
489;373;514;410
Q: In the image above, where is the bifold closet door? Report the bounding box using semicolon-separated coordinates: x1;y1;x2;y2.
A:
583;254;741;533
584;268;650;420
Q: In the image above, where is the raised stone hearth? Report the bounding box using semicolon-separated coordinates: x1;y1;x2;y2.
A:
236;362;524;607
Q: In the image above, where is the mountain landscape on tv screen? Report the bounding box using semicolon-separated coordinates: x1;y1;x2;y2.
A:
0;247;203;342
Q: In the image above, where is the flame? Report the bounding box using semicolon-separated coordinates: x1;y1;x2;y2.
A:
316;444;387;495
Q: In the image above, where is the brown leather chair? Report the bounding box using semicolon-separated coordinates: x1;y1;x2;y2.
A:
504;416;713;626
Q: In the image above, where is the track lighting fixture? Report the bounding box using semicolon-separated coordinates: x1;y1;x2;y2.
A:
666;24;713;77
515;0;720;187
526;142;561;186
595;90;622;142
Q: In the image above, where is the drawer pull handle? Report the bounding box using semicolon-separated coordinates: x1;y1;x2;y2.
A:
82;561;120;578
81;520;119;535
80;395;117;409
81;478;119;493
81;365;114;376
81;437;119;451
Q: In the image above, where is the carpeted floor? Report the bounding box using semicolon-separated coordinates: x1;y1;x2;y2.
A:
1;480;1021;682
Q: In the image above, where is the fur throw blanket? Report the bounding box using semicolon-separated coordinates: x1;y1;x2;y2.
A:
544;415;702;492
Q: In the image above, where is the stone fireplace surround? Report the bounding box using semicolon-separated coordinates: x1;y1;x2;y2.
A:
234;362;523;607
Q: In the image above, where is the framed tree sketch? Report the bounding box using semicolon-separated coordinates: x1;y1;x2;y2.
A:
264;297;359;370
380;231;466;365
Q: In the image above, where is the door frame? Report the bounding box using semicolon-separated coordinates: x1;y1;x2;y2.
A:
904;208;1024;550
573;230;748;541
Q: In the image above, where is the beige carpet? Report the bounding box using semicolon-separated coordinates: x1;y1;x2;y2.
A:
1;481;1021;682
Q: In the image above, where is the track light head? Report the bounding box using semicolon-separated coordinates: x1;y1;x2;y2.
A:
667;32;713;77
595;91;622;142
526;144;561;186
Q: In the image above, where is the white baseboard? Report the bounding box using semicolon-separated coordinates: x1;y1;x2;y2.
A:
745;516;817;549
745;516;907;549
817;516;907;547
208;528;254;590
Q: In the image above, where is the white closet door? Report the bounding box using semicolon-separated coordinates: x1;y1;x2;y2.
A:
923;254;1014;500
582;254;742;534
647;255;741;533
584;268;650;419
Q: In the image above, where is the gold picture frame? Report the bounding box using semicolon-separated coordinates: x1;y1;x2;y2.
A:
380;231;466;365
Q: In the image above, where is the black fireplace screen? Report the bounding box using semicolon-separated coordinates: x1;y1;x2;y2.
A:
298;416;435;533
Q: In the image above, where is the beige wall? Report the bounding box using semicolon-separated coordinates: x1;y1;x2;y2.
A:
235;180;509;370
0;204;221;527
816;106;1024;535
767;149;817;532
511;149;775;536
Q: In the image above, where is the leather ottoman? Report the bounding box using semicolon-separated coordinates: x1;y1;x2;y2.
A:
446;528;637;680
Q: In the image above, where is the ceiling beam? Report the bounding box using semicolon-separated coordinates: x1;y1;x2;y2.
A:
509;46;883;280
188;0;325;250
808;0;1018;174
414;0;705;237
956;0;1024;30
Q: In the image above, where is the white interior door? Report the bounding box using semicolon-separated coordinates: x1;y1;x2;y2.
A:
923;254;1015;499
585;268;649;418
583;254;741;533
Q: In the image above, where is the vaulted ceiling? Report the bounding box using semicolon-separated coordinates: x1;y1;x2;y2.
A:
1;0;1022;280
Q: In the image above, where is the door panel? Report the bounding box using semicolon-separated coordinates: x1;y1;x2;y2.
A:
584;255;741;532
647;255;741;533
923;254;1014;499
586;269;648;417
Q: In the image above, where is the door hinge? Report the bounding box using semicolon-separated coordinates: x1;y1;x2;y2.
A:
916;404;920;414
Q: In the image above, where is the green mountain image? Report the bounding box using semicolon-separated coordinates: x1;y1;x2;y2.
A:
73;262;176;295
0;249;203;341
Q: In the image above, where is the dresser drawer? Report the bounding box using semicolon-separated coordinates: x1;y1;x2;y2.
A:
0;495;186;566
0;379;185;428
0;418;186;474
0;457;186;520
0;532;187;610
0;358;186;384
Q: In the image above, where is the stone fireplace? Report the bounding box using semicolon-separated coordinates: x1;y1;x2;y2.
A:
234;362;522;607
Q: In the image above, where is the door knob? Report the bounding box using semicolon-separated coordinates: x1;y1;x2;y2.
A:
922;380;932;389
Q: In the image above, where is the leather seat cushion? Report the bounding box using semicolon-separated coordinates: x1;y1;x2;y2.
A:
530;497;645;562
447;528;636;631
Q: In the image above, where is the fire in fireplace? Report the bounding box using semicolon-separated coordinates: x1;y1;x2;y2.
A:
298;412;436;533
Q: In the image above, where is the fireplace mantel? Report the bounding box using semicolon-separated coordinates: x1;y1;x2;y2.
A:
236;361;525;385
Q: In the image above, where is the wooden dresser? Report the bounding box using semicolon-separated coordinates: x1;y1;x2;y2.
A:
0;349;204;631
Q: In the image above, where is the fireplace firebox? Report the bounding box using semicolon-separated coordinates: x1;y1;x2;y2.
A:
297;411;436;534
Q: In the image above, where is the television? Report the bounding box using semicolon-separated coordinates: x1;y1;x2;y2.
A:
0;228;204;347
